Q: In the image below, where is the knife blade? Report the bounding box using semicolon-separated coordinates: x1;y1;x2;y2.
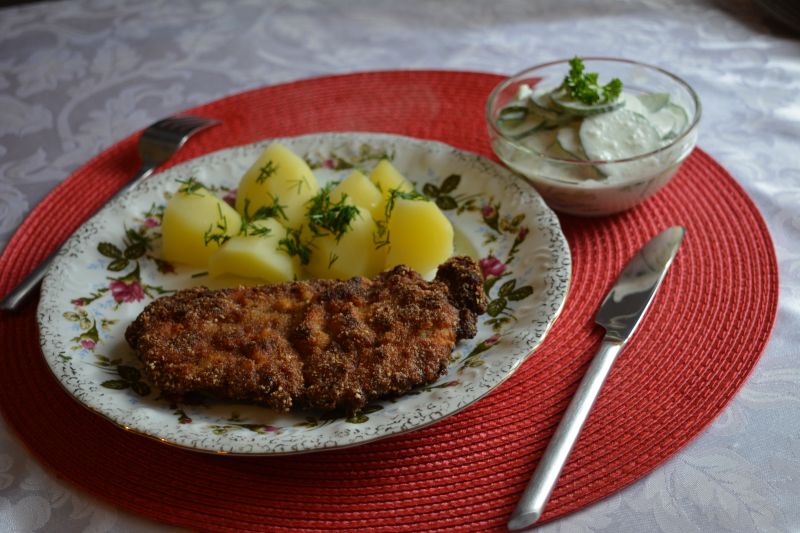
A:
507;226;685;531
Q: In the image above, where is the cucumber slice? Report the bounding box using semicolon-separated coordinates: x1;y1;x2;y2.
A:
637;92;671;113
659;103;689;139
579;109;661;161
556;125;586;159
529;89;561;121
507;112;559;141
620;92;649;116
550;88;624;116
547;140;573;160
644;109;675;139
497;105;528;122
509;122;551;141
546;141;603;181
496;105;529;127
644;103;689;140
496;105;548;139
517;128;558;154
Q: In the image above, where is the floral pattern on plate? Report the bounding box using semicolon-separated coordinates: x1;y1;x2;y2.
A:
38;132;571;455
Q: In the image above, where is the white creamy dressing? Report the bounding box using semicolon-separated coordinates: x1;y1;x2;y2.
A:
496;84;689;184
579;109;661;161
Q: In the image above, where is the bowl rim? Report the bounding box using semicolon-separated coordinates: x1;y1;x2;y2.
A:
485;57;702;166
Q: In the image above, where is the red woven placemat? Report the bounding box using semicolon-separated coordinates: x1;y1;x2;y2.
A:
0;71;778;532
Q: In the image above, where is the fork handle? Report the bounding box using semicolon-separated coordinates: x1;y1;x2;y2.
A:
106;163;157;206
1;164;156;312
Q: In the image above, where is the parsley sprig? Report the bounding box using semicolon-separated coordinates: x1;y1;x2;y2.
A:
561;56;622;105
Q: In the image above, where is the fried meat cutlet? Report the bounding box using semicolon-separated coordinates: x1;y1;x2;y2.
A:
125;256;487;413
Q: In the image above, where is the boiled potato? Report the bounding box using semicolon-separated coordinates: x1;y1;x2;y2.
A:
370;159;414;194
385;198;453;276
331;170;382;219
235;143;320;229
161;185;242;267
306;207;386;280
208;218;299;282
369;159;414;219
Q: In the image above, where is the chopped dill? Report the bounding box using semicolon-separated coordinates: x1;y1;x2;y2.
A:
255;160;279;184
373;224;390;250
177;177;205;196
238;197;287;237
288;177;309;194
383;188;426;220
307;184;360;242
328;252;339;269
373;188;427;250
243;198;283;222
243;224;272;238
203;204;230;246
278;227;312;265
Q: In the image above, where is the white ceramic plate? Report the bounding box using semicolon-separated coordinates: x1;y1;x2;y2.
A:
38;132;571;455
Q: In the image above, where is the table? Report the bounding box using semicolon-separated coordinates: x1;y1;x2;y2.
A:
1;0;798;531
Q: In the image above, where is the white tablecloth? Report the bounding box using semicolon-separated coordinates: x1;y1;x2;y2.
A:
1;0;798;531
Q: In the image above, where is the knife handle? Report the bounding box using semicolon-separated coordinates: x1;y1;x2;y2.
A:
508;339;624;531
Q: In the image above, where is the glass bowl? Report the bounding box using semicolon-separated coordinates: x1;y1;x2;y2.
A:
486;58;701;216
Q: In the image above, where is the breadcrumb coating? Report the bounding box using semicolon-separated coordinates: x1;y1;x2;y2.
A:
125;256;487;413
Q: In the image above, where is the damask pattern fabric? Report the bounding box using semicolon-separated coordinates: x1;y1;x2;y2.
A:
1;0;799;531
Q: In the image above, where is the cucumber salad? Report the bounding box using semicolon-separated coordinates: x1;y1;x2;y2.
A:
495;57;689;181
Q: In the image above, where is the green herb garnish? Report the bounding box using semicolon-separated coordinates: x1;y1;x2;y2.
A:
306;184;360;242
288;176;310;194
383;188;426;221
244;199;288;223
241;223;272;238
241;196;288;224
373;188;428;249
203;204;230;246
561;56;622;105
328;252;339;269
278;227;312;265
237;198;288;237
373;224;390;250
177;177;205;196
255;160;279;184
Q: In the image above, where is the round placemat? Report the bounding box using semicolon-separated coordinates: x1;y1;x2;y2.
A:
0;71;778;531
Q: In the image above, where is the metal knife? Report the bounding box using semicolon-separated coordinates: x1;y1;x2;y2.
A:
508;225;686;531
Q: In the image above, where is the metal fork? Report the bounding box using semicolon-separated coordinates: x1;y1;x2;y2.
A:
1;114;220;312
